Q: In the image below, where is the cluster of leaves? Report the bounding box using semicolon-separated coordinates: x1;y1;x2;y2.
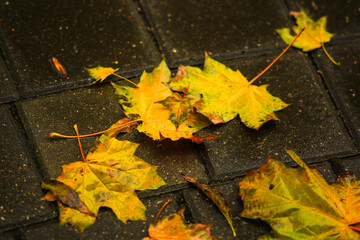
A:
42;10;348;239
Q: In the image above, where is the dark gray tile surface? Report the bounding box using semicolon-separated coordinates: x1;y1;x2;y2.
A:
16;84;127;178
287;0;360;39
184;182;270;239
0;105;54;232
312;42;360;146
21;193;179;240
197;50;355;179
0;0;161;97
0;59;17;103
141;0;289;66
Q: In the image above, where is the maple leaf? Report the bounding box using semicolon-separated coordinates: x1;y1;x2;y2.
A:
112;59;210;140
156;87;201;129
170;54;290;130
276;11;332;52
183;175;236;237
276;11;339;65
41;179;96;217
86;65;119;84
45;126;165;231
239;150;360;239
143;209;216;240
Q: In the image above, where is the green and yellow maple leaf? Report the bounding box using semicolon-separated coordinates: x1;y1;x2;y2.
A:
143;209;216;240
156;90;201;129
170;54;289;130
277;11;333;52
239;150;360;239
86;65;119;84
44;128;165;231
112;59;210;140
276;11;339;65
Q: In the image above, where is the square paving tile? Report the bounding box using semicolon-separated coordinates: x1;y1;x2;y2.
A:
0;0;161;97
0;105;54;232
16;83;209;195
312;41;360;146
196;50;355;180
21;193;179;240
287;0;360;39
184;182;270;239
141;0;289;66
0;59;18;103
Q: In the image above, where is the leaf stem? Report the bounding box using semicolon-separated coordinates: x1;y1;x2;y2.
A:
321;42;340;66
249;28;305;85
50;119;141;139
154;199;171;223
74;125;86;162
350;226;360;232
113;73;138;87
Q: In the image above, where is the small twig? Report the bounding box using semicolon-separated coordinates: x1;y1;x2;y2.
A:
154;199;172;223
113;73;138;87
50;119;141;139
74;125;86;162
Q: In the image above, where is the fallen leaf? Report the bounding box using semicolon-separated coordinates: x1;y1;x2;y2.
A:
189;134;217;143
143;209;216;240
96;117;138;144
112;59;210;140
50;57;67;77
45;134;165;231
239;150;360;239
276;11;333;52
41;179;96;217
170;54;289;129
156;89;201;129
183;175;236;237
86;65;119;84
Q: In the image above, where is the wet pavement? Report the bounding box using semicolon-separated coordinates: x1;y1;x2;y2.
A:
0;0;359;239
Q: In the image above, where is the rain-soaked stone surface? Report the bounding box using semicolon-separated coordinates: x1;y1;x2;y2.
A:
0;0;161;97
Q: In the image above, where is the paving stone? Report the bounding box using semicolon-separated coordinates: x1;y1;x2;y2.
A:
286;0;360;39
0;0;161;97
16;84;127;178
332;156;360;177
118;132;209;197
0;231;17;240
0;105;54;232
183;182;270;239
16;83;209;195
309;161;337;182
196;50;355;180
21;193;179;240
140;0;289;66
0;59;18;103
312;42;360;146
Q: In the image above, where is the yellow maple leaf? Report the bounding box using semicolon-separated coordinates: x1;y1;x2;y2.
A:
86;65;119;84
143;209;216;240
170;54;289;130
112;59;210;140
45;128;165;231
277;11;339;65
